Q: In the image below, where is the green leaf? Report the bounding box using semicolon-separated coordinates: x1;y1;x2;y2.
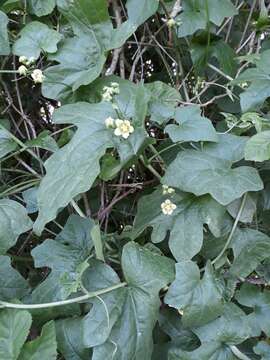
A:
13;21;62;60
201;134;248;162
0;199;32;255
245;130;270;162
42;34;106;100
145;81;181;124
230;228;270;278
132;188;225;260
27;0;55;16
170;304;251;360
0;10;10;55
234;50;270;111
0;256;29;301
162;149;263;205
64;0;109;23
227;192;257;223
30;215;94;302
0;129;17;159
158;308;200;350
19;321;57;360
176;0;237;37
236;284;270;337
165;105;218;143
192;40;237;77
165;261;224;327
42;0;110;100
25;130;58;152
254;341;270;359
56;317;92;360
83;259;125;348
110;0;160;49
22;187;38;214
83;242;175;360
0;309;32;360
169;342;238;360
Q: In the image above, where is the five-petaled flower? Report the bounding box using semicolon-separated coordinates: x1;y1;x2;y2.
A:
114;119;134;139
161;199;177;215
31;69;45;84
162;185;175;195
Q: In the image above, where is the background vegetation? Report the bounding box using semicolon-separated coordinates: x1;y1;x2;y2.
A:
1;0;270;359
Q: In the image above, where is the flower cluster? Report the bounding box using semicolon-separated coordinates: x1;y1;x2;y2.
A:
18;56;45;83
162;185;175;195
102;82;120;102
161;199;177;215
104;117;134;139
19;56;35;66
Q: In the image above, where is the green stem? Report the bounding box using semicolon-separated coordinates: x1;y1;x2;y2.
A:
0;125;43;165
207;63;234;81
230;346;252;360
139;155;162;180
0;179;39;198
148;144;164;164
91;224;105;262
211;193;247;266
0;70;19;74
0;282;127;309
148;142;183;162
8;255;33;263
70;199;87;218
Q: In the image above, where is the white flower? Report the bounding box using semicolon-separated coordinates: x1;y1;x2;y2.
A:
114;119;134;139
19;56;28;64
161;199;177;215
31;69;45;84
18;65;27;76
162;185;175;195
105;116;115;128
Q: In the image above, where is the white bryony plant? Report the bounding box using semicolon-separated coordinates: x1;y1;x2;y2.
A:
31;69;45;84
161;199;177;215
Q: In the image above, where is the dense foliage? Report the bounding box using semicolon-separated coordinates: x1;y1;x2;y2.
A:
1;0;270;359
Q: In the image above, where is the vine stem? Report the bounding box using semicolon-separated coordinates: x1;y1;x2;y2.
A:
70;199;87;218
230;346;252;360
0;282;127;310
139;155;162;180
0;70;19;73
211;193;247;266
